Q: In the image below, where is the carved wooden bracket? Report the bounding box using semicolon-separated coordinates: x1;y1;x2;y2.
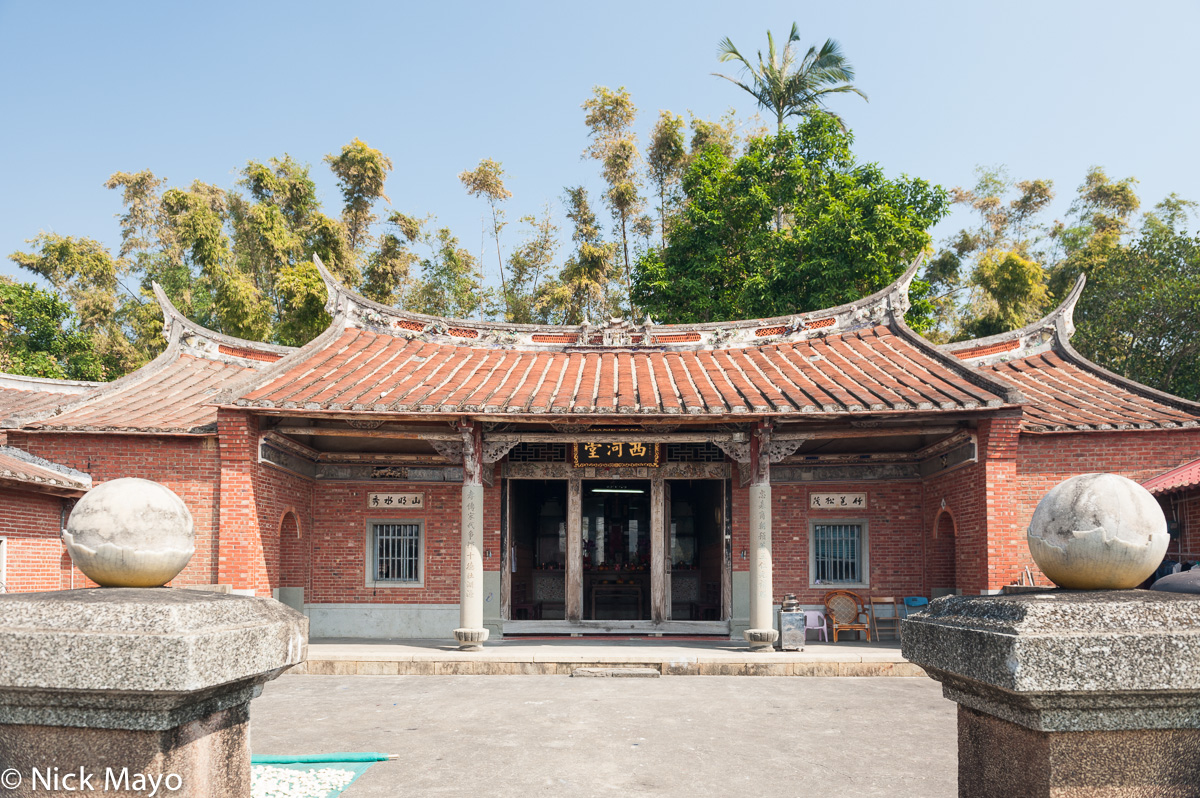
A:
481;439;519;464
346;419;385;430
712;440;750;463
429;439;464;462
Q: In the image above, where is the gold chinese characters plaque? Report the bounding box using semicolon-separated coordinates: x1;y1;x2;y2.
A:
572;441;660;467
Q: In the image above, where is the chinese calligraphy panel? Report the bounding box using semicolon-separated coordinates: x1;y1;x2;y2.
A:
368;492;425;509
572;442;660;467
809;492;867;510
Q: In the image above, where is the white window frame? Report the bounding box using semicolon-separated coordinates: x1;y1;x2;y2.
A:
808;519;870;589
365;519;425;589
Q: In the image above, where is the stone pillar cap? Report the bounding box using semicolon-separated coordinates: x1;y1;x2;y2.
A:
903;590;1200;694
0;589;307;694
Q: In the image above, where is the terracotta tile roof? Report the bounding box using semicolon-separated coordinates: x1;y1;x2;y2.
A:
1143;458;1200;496
944;275;1200;433
29;354;264;434
0;445;91;495
983;352;1200;432
0;374;101;428
229;324;1010;417
14;285;293;435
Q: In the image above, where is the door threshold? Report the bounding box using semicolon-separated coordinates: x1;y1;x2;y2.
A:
502;620;731;636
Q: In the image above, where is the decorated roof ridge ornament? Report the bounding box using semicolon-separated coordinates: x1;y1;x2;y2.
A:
940;274;1087;366
312;253;931;352
151;282;293;364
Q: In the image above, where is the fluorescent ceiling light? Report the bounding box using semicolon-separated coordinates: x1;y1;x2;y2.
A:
590;488;645;494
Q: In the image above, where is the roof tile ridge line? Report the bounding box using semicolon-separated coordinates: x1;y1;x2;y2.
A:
1050;314;1200;415
313;253;582;336
151;282;293;356
7;319;192;430
886;307;1026;407
0;372;102;392
211;309;352;409
940;273;1087;356
0;444;92;486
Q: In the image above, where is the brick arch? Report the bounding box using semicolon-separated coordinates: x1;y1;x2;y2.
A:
930;505;957;594
279;508;304;588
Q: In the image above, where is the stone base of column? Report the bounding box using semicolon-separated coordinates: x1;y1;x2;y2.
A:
453;628;490;651
743;628;778;651
957;704;1200;798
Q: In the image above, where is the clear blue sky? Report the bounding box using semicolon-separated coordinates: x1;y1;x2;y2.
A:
2;0;1197;290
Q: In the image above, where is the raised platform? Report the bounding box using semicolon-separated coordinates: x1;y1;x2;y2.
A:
296;636;923;677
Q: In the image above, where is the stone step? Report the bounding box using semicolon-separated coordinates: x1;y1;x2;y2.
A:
291;659;927;677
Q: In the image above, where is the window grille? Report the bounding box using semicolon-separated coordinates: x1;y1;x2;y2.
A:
508;443;569;462
812;523;862;584
373;522;421;583
665;442;724;462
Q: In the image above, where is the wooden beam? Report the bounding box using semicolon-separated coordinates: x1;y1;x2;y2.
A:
485;432;746;444
273;426;461;441
774;425;960;440
566;478;582;623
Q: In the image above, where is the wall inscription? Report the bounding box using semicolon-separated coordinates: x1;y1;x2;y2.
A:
809;492;867;510
368;492;425;509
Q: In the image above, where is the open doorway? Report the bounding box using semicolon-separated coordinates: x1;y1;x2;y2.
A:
509;480;567;620
667;480;725;620
583;480;651;620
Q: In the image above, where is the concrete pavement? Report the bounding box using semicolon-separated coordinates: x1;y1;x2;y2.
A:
251;674;956;797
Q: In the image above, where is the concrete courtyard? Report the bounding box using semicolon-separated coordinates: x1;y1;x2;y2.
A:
251;674;956;797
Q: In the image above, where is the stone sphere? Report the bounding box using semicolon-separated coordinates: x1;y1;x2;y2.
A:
1027;473;1168;589
64;478;194;587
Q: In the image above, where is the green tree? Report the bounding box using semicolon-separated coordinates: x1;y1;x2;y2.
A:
505;210;559;324
1071;198;1200;401
325;138;393;255
8;234;143;374
537;187;617;324
926;166;1056;340
459;159;514;319
401;216;492;320
0;279;107;380
631;115;948;326
646;111;687;247
582;86;643;314
714;23;866;132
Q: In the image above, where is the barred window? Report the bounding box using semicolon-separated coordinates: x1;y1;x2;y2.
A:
811;522;867;586
371;522;422;585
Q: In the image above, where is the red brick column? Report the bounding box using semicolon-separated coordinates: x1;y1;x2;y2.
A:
980;412;1024;593
217;409;268;594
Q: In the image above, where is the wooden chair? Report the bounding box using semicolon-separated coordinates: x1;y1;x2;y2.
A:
510;581;540;620
823;590;871;642
869;595;901;640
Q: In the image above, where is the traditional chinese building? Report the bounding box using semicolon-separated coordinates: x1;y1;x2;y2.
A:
2;258;1198;646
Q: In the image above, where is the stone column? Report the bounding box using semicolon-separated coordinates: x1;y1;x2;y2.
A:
903;591;1200;797
454;422;488;651
744;422;778;651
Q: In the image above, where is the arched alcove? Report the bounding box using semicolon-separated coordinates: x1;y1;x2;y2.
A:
930;507;957;596
279;509;303;589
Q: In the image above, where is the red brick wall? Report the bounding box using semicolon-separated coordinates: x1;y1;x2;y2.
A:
7;431;221;587
733;480;926;605
303;479;501;605
0;486;75;592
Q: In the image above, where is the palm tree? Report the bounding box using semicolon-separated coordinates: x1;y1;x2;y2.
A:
714;23;867;133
